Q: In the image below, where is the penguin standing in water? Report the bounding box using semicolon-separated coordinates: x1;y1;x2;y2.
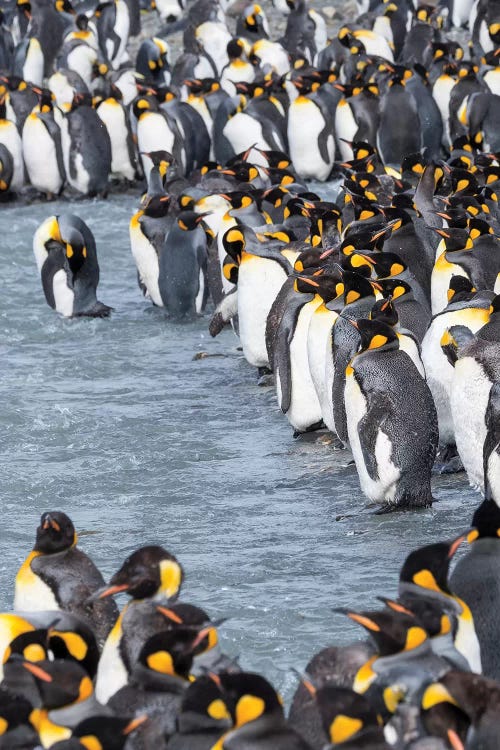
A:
61;92;111;197
33;213;112;317
344;318;438;512
159;211;210;317
129;167;171;307
14;511;118;648
451;498;500;681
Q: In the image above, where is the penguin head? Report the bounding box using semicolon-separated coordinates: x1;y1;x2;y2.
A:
55;0;75;13
3;627;51;667
293;275;322;294
447;276;476;304
242;3;268;35
370;296;398;327
311;685;383;746
222;191;255;213
256;148;291;171
177;211;211;233
467;217;494;240
222;226;245;264
378;278;412;301
143;149;173;178
47;620;100;680
399;537;467;595
70;91;93;110
96;545;184;601
132;95;158;119
142;193;171;219
216;672;284;727
178;675;232;732
293;248;323;274
227;38;246;61
421;671;493;732
337;608;428;657
354;319;399;354
63;227;88;277
342;271;379;306
15;658;93;710
433;227;473;253
313;273;345;305
34;511;77;554
379;596;452;640
155;602;220;656
71;716;148;750
467;499;500;542
420;681;469;747
137;626;211;681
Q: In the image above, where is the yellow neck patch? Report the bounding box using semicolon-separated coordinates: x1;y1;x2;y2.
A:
159;559;182;599
235;695;265;727
330;715;362;744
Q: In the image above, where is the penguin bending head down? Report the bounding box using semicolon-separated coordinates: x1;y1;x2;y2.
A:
33;214;112;318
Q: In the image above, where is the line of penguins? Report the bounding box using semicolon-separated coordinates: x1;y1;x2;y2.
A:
1;0;500;198
33;135;500;513
2;503;500;749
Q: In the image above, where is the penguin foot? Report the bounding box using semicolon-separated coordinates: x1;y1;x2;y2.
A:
292;421;325;439
433;444;464;474
257;373;274;387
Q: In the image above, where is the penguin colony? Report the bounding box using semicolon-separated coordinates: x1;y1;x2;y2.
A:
1;506;500;748
2;0;497;510
0;0;500;743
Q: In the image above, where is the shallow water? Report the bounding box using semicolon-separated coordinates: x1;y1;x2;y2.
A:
0;194;480;700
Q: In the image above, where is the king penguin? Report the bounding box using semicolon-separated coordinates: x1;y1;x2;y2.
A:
345;318;438;512
451;498;500;681
14;511;119;648
33;214;112;317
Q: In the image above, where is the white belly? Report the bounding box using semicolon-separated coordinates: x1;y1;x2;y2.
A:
14;553;60;613
451;357;492;493
345;372;400;504
238;256;287;368
138;114;175;176
129;219;163;307
23;38;44;87
98;102;135;180
23;115;63;194
398;334;426;378
432;75;455;147
335;101;357;160
307;306;338;430
0;120;24;189
451;0;475;26
286;300;323;431
288;99;334;181
52;268;75;317
66;44;96;85
95;613;129;704
484;69;500;96
223;114;271;158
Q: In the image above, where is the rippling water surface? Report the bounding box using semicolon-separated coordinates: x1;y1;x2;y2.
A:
0;194;479;699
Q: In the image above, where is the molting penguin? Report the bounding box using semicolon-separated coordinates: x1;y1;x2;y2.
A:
344;318;438;512
33;214;112;318
159;211;210;317
14;511;119;648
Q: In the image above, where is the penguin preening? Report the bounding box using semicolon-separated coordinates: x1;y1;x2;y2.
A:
33;214;112;318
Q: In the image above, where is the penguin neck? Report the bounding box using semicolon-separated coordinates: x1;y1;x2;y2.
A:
30;708;71;749
373;639;432;672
